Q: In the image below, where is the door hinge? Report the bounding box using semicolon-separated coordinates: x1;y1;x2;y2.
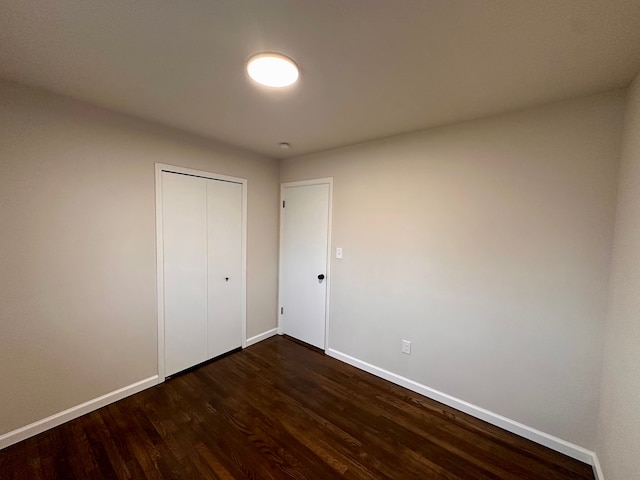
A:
280;307;284;314
282;200;285;208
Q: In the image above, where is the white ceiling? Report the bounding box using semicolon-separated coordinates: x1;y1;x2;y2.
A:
2;1;640;158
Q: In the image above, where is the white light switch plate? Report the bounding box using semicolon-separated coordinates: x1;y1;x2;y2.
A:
336;247;343;259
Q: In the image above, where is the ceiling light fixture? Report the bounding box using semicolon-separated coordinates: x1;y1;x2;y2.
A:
279;142;291;150
247;53;299;88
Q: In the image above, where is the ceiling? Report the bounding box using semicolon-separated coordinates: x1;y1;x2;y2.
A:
2;1;640;159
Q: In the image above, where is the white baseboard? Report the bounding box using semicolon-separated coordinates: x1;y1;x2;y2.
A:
592;453;605;480
326;348;600;474
246;328;278;347
0;375;159;450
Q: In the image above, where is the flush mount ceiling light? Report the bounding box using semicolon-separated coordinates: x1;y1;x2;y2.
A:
246;53;299;88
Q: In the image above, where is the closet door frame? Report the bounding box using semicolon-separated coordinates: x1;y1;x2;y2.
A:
155;163;247;382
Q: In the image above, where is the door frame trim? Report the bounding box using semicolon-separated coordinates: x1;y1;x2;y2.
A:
278;178;333;351
155;163;248;382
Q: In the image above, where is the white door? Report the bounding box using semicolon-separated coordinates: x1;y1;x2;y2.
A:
161;170;244;377
162;172;209;375
280;180;331;349
207;180;243;358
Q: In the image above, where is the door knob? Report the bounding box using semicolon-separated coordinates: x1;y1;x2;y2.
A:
225;277;229;281
317;274;325;280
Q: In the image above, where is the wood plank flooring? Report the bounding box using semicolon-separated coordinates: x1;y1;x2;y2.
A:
0;335;595;479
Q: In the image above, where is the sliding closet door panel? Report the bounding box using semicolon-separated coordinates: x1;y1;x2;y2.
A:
207;180;243;358
162;172;208;376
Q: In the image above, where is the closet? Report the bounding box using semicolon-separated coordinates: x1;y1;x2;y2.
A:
158;167;244;377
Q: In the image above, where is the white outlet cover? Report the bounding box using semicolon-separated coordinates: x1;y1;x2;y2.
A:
336;247;343;259
402;339;411;354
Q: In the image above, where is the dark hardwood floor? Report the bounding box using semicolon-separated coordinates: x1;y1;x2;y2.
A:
0;336;594;479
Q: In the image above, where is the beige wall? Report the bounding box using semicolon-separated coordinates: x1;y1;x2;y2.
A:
0;80;279;435
2;74;634;462
281;91;625;448
596;74;640;478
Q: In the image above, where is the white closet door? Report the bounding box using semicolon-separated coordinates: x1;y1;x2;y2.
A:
207;180;243;358
162;172;208;376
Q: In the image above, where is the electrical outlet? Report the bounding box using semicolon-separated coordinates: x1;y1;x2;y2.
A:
336;247;343;259
401;339;411;355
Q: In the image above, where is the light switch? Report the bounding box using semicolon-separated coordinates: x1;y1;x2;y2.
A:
336;247;343;259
